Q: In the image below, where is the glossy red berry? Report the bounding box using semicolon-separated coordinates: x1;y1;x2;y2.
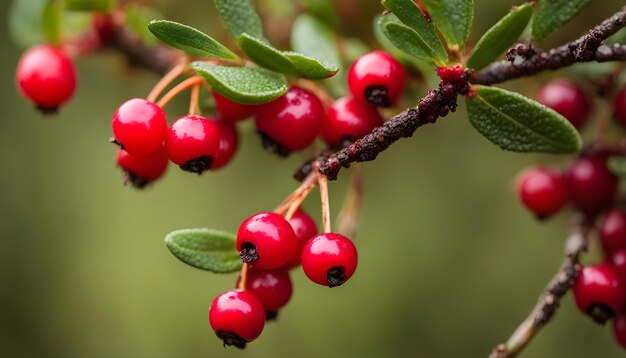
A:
348;51;406;107
111;98;167;155
16;44;77;112
210;118;239;170
322;97;384;146
573;263;625;324
237;212;298;269
301;233;358;287
255;87;324;155
116;147;168;188
538;80;592;129
567;156;618;216
213;91;255;122
239;268;293;319
517;167;568;218
209;289;265;348
614;87;626;126
285;208;319;269
165;115;221;174
601;211;626;255
614;311;626;349
610;249;626;282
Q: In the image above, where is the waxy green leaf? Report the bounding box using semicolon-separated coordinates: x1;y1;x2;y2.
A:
214;0;265;41
64;0;116;12
42;1;61;45
192;62;288;104
532;0;592;40
165;229;242;273
291;15;340;77
421;0;474;50
381;0;448;64
284;52;338;79
466;86;581;153
379;14;440;64
467;3;533;71
237;33;296;74
148;20;239;60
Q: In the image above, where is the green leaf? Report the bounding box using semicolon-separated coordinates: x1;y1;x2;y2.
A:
284;52;338;79
466;86;581;153
164;229;242;273
42;1;61;45
64;0;116;12
291;15;341;72
148;20;239;60
192;62;288;104
532;0;591;40
124;4;161;46
467;3;533;71
421;0;474;50
9;0;47;47
214;0;265;41
608;156;626;178
381;0;448;65
379;14;441;64
237;33;296;74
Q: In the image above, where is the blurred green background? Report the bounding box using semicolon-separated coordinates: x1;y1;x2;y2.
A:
1;0;625;357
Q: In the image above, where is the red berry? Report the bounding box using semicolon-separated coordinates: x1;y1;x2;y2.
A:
165;115;221;174
567;156;618;216
348;51;406;107
573;263;625;324
322;97;384;146
16;45;77;112
116;147;168;188
211;118;239;170
209;289;265;348
614;87;626;126
610;250;626;282
601;211;626;255
213;91;255;122
92;13;116;44
301;233;358;287
614;311;626;349
112;98;167;155
237;212;298;269
517;167;568;218
285;208;319;269
538;80;592;129
239;268;293;318
255;87;324;155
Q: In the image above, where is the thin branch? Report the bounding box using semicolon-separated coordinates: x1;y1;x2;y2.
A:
108;26;180;74
489;218;594;358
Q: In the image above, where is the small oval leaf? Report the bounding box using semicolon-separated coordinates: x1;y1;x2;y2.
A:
237;33;296;74
467;3;533;71
42;0;61;46
421;0;474;50
214;0;266;41
379;14;440;64
148;20;239;60
381;0;448;64
291;15;341;69
532;0;592;40
192;62;288;104
466;86;582;153
284;52;338;79
165;228;242;273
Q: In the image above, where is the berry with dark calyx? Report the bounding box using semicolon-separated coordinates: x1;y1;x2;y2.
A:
348;51;406;107
572;263;625;324
213;91;256;122
210;118;239;170
165;115;221;174
322;97;384;147
567;156;618;216
285;208;319;269
538;80;592;129
116;147;168;188
16;44;77;113
238;268;293;319
301;233;358;287
254;87;324;155
614;87;626;127
614;311;626;349
111;98;167;155
209;289;265;349
601;211;626;255
236;212;298;269
517;167;568;218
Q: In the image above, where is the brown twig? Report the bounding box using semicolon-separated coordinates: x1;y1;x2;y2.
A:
489;218;594;358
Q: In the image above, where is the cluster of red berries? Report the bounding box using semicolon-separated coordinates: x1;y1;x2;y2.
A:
209;210;357;348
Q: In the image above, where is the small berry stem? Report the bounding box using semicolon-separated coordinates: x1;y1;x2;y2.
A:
274;172;318;215
189;84;201;116
336;164;364;239
156;76;205;108
284;184;316;222
315;163;332;233
147;61;188;103
237;262;249;290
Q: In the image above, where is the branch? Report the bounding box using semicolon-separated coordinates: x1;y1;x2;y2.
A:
489;218;594;358
473;9;626;85
107;25;179;74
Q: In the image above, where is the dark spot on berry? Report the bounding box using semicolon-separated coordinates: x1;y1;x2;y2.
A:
180;155;213;174
216;330;247;349
587;303;614;325
327;266;347;287
122;170;150;189
36;104;59;115
266;311;278;321
240;242;259;263
258;131;290;157
365;85;391;107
